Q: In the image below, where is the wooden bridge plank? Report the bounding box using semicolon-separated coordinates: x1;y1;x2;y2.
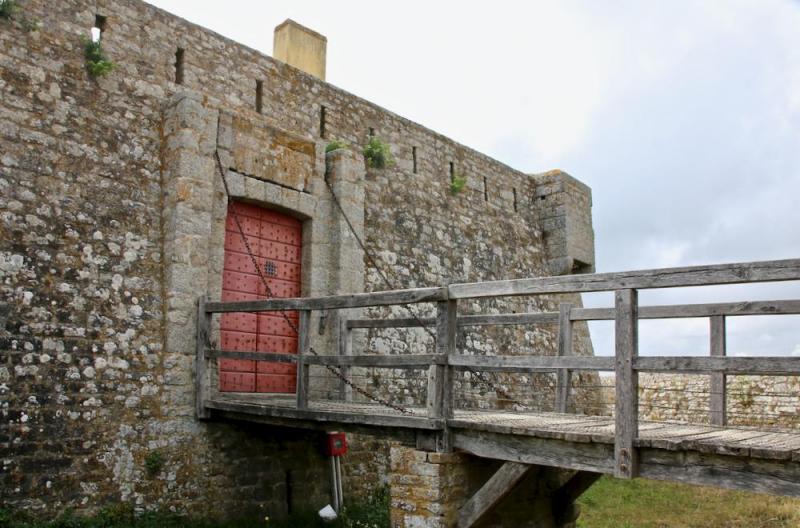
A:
709;315;727;426
205;396;441;430
556;303;573;413
343;299;800;331
195;296;211;419
453;429;616;475
573;299;800;321
639;448;800;497
615;289;639;478
205;286;448;313
634;356;800;375
207;350;297;362
304;354;444;367
296;310;311;410
448;355;614;371
448;259;800;299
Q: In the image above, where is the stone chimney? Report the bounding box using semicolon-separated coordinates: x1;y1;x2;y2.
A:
273;19;327;80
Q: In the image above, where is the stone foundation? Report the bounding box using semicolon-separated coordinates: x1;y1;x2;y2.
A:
389;447;470;527
389;446;590;528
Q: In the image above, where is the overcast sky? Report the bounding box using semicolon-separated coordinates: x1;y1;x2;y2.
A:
147;0;800;358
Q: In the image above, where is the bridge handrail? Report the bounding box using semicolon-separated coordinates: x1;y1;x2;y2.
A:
202;259;800;314
196;257;800;480
449;258;800;298
344;299;800;329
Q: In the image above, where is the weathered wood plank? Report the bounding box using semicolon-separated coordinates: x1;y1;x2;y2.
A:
206;286;447;313
205;398;441;430
303;354;444;367
296;310;311;410
572;299;800;321
338;315;353;401
633;356;800;375
453;429;616;475
348;313;558;328
457;462;535;528
449;355;614;372
195;296;211;419
348;317;435;329
207;350;297;362
615;289;639;479
710;316;727;426
556;303;573;413
428;301;457;435
346;299;800;329
638;448;800;497
459;313;559;326
448;259;800;299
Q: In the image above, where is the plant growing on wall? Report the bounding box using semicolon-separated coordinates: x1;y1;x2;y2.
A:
362;136;394;169
450;173;467;195
325;139;348;153
0;0;19;19
82;36;116;78
144;450;165;477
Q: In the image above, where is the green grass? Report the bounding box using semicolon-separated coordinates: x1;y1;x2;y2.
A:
577;476;800;528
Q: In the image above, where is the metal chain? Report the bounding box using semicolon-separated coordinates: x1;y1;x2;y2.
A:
213;151;412;415
323;175;530;411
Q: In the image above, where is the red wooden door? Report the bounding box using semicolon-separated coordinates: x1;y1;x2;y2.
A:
219;201;302;393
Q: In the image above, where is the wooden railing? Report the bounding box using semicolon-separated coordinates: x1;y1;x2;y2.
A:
197;258;800;478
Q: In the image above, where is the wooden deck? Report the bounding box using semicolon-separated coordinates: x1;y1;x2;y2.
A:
206;393;800;496
196;258;800;498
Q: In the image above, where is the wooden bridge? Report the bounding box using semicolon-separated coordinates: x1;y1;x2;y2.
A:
195;258;800;522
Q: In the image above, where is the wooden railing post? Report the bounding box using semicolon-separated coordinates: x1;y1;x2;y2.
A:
614;289;639;479
296;310;311;410
710;315;727;426
428;299;457;449
195;296;211;419
556;303;573;413
338;313;353;402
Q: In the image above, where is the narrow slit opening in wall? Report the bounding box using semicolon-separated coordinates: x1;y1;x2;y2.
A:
255;80;263;114
285;470;293;514
320;105;327;138
368;127;375;137
412;146;418;174
174;48;185;85
483;176;488;202
91;15;107;43
449;161;455;182
513;187;518;211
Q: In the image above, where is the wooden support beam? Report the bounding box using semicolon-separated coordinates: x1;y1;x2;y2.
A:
296;310;311;410
553;470;602;508
457;462;536;528
614;289;639;479
556;303;573;413
195;296;211;419
338;314;353;402
710;315;727;426
427;300;457;451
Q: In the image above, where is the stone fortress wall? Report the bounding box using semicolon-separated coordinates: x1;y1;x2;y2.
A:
635;373;800;428
0;0;597;520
